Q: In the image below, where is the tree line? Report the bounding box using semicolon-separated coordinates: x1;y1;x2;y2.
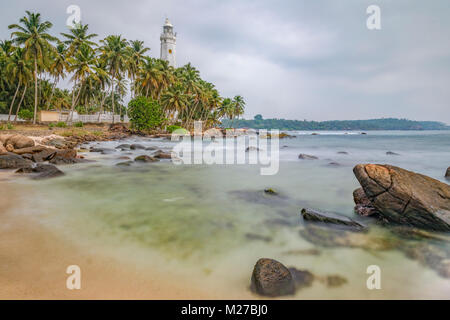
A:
0;11;245;129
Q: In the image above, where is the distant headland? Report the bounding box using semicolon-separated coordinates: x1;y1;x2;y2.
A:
221;116;450;131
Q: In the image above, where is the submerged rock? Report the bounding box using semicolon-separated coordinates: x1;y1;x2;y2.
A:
153;150;172;159
337;151;349;155
298;153;318;160
130;144;145;150
386;151;400;155
402;243;450;278
16;164;64;179
116;144;131;149
353;164;450;231
246;146;261;152
134;155;158;163
301;208;366;231
116;161;133;166
0;154;32;169
322;275;348;288
250;258;295;297
288;267;314;290
264;188;278;195
90;147;115;154
245;233;272;242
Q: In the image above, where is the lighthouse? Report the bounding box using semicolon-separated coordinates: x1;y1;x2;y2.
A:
160;18;176;67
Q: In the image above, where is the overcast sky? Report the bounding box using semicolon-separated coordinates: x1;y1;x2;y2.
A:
1;0;449;123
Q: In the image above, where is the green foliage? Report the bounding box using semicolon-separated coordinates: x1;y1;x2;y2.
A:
56;121;67;128
48;123;55;129
7;122;14;130
221;118;450;131
128;96;165;131
18;109;33;120
166;125;187;134
74;121;84;127
254;114;263;120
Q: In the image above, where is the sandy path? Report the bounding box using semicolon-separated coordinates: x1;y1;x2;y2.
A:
0;183;213;300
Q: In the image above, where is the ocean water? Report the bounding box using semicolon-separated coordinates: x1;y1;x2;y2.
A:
4;130;450;299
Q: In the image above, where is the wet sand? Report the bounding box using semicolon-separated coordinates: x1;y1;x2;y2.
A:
0;182;216;300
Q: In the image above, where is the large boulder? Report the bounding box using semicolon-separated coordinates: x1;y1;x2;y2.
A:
250;258;295;297
353;164;450;231
4;134;35;149
0;154;33;169
16;164;64;179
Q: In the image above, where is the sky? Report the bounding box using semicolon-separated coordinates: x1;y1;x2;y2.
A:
1;0;449;123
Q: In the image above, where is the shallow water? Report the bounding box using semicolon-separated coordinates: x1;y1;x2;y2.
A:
4;130;450;299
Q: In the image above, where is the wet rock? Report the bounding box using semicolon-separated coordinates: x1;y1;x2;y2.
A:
16;164;64;179
117;156;131;160
327;162;340;167
301;208;366;231
153;150;172;159
264;188;278;195
134;155;159;163
250;258;295;297
90;147;115;154
145;146;158;151
246;146;260;152
323;275;348;288
288;268;314;290
32;149;57;163
130;144;146;150
43;138;68;149
264;218;296;227
116;144;131;149
116;161;133;166
49;157;92;165
299;224;395;251
445;167;450;179
245;233;272;242
4;134;35;149
0;154;32;169
389;226;450;242
386;151;400;155
298;154;318;160
337;151;348;155
353;187;379;217
353;164;450;231
0;143;7;155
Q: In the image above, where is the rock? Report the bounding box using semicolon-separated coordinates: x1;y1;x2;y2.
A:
323;275;348;288
299;224;395;251
288;268;314;290
0;134;12;145
264;188;278;195
353;187;379;217
16;164;64;179
402;243;450;278
390;226;450;242
298;154;318;160
153;150;172;159
0;154;33;169
353;164;450;231
55;149;77;159
4;134;35;149
109;123;129;133
134;155;158;163
49;157;91;165
116;144;131;149
43;138;67;149
250;258;295;297
0;143;7;155
246;146;260;152
117;156;131;160
116;161;133;166
337;151;348;155
446;167;450;179
32;149;57;163
386;151;400;155
301;208;366;231
90;147;115;154
145;146;158;151
245;233;272;242
327;162;340;167
5;144;14;152
130;144;146;150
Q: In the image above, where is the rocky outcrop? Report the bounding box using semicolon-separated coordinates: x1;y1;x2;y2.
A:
4;134;35;149
446;167;450;179
353;164;450;231
0;154;32;169
130;144;145;150
298;154;318;160
353;187;379;217
250;258;295;297
301;208;366;231
0;143;7;155
153;150;172;159
16;164;64;179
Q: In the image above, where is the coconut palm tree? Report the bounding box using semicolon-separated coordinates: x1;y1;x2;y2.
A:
160;83;189;124
46;42;68;110
126;40;149;98
61;23;97;57
8;11;57;123
99;35;129;123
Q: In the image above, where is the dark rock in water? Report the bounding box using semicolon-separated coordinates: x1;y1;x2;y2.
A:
288;267;314;290
353;164;450;231
130;144;145;150
301;208;366;231
245;233;272;242
246;146;260;152
353;187;379;217
49;157;92;165
228;190;289;207
361;132;367;135
327;162;340;167
386;151;400;155
153;150;172;159
264;218;296;227
32;149;57;163
145;146;158;151
90;147;115;154
134;155;158;163
264;188;278;195
445;167;450;179
117;156;131;160
250;258;295;297
298;153;318;160
116;161;133;166
299;224;395;251
402;243;450;278
323;275;348;288
337;151;348;155
0;154;32;169
17;164;64;179
389;226;450;242
116;144;131;149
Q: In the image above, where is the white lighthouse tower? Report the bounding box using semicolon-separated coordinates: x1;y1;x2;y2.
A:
160;18;176;67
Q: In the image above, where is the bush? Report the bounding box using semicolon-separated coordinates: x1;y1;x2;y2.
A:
56;121;67;128
128;96;165;131
7;123;14;130
74;121;84;127
166;125;187;134
18;109;33;121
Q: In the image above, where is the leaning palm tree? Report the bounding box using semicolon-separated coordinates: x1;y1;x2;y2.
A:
46;42;68;110
8;11;57;123
99;35;129;123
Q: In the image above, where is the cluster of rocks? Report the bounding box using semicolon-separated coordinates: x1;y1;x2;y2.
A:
0;134;88;179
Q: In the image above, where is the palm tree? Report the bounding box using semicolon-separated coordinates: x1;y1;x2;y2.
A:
126;40;149;98
99;35;129;123
46;42;68;110
9;11;57;123
161;84;189;125
137;57;161;98
61;23;97;57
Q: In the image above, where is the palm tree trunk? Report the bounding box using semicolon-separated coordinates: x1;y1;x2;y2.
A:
45;77;58;110
8;83;20;122
14;85;27;123
111;77;115;124
33;57;38;124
